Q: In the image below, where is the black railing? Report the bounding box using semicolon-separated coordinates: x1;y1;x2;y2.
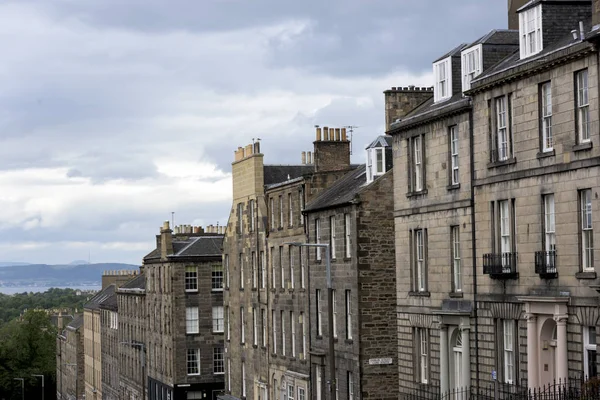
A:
535;250;557;278
401;377;600;400
483;252;518;278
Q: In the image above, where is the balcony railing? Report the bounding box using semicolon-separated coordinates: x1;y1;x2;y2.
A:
483;252;518;279
535;250;557;278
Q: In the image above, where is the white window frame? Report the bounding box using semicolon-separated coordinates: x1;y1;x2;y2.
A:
452;226;462;292
583;326;597;378
544;194;556;255
271;246;276;289
242;361;246;397
415;230;426;292
299;189;305;226
279;195;284;228
227;359;231;391
281;310;286;357
316;218;322;261
298;387;306;400
301;312;307;359
344;213;351;259
240;307;245;344
186;348;200;376
316;366;322;400
212;264;223;292
519;4;543;59
496;96;509;161
272;309;277;354
289;248;295;289
288;384;295;400
503;320;515;384
367;149;373;182
225;254;229;288
249;199;255;232
300;247;306;289
270;197;275;230
541;82;553;151
577;69;590;143
450;126;459;185
375;148;384;175
461;44;482;92
332;289;337;338
252;251;257;289
213;347;224;375
317;289;323;336
288;192;293;227
186;307;199;334
330;216;337;260
291;311;296;357
253;307;258;346
414;136;423;191
212;306;224;333
239;253;244;289
226;306;230;340
581;189;594;271
345;290;352;340
260;251;266;289
280;246;285;289
500;200;511;254
185;266;198;292
262;308;267;347
433;57;452;102
418;328;429;384
348;371;354;400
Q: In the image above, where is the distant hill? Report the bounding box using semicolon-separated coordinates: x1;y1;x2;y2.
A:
0;263;140;286
0;262;32;267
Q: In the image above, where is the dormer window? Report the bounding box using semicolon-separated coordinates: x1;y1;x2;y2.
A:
519;4;542;59
461;45;482;92
433;57;452;103
365;135;392;184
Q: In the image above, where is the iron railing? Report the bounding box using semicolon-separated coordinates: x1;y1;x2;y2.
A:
483;252;518;278
535;250;557;278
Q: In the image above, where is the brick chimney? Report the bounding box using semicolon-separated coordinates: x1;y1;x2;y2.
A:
313;126;350;173
160;220;173;260
508;0;530;30
384;86;433;132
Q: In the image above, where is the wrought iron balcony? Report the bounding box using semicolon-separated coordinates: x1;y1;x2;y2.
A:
535;250;557;279
483;252;518;279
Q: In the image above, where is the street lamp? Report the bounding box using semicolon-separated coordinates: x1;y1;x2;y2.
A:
286;242;336;400
120;341;146;400
13;377;24;400
32;374;44;400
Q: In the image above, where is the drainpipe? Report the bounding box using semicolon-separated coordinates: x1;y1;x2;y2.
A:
469;103;480;393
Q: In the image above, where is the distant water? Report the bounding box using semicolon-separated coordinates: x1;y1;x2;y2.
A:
0;285;102;295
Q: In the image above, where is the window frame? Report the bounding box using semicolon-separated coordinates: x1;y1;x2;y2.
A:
240;307;245;344
408;135;426;193
543;194;556;255
461;44;482;92
185;265;198;292
186;306;199;334
576;69;590;144
332;289;337;338
503;320;516;384
451;226;462;293
345;290;353;340
289;247;295;289
212;305;224;333
212;264;223;292
249;199;255;232
239;253;244;290
583;326;597;379
316;218;322;261
291;311;296;357
213;347;224;375
415;328;430;384
270;197;275;230
540;81;553;152
186;348;201;376
260;250;266;289
412;229;428;292
330;215;337;260
279;195;284;228
449;125;459;185
433;57;452;102
344;213;351;259
316;289;323;336
580;189;594;271
519;4;542;59
261;308;267;347
251;251;257;289
288;192;293;227
252;307;258;346
281;310;286;356
272;309;277;354
280;246;285;289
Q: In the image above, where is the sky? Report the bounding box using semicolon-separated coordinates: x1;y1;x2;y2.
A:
0;0;507;265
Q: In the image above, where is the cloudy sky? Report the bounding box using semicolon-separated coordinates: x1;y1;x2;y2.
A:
0;0;507;265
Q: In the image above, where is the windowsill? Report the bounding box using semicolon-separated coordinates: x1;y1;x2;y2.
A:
251;288;257;292
239;288;244;291
214;372;225;375
287;288;295;293
261;346;267;350
298;288;306;292
288;225;293;229
343;257;352;261
278;227;283;231
316;335;323;340
487;157;517;169
345;339;354;344
407;189;428;198
409;291;431;297
186;332;199;335
185;290;199;293
449;292;464;298
289;357;296;361
252;344;258;349
279;288;286;293
270;288;277;293
447;183;460;191
333;337;338;342
576;271;597;279
211;289;224;293
213;331;224;335
315;259;322;264
299;359;308;364
573;141;593;152
536;149;555;159
187;373;200;377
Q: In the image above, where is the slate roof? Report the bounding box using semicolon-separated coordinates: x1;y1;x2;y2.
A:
463;29;519;50
433;43;468;63
120;274;146;290
517;0;590;12
143;235;223;261
303;165;367;212
389;93;471;132
98;289;117;311
264;165;314;186
365;135;392;150
84;284;116;311
471;19;593;90
66;314;83;331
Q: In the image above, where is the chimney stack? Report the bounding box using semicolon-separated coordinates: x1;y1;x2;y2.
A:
507;0;531;30
313;125;350;172
302;151;306;164
160;220;173;260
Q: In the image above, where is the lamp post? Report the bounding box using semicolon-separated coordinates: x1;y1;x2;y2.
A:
32;374;44;400
120;341;146;400
286;242;336;400
13;377;24;400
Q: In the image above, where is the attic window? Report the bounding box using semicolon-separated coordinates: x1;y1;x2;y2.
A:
433;57;452;103
519;4;542;59
461;45;482;92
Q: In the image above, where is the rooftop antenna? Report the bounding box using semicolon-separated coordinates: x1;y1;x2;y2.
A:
344;126;359;155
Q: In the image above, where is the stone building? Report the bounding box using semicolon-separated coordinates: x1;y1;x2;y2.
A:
387;28;518;396
83;285;114;400
302;135;397;400
118;273;147;400
222;128;355;400
387;0;600;396
141;222;225;400
468;0;600;390
100;287;119;400
57;314;84;400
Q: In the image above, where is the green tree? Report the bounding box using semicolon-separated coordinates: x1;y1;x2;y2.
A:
0;310;57;399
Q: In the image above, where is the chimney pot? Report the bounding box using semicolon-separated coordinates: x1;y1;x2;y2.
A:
341;128;347;141
335;128;341;141
162;220;170;230
316;127;322;141
301;151;306;164
323;127;329;141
